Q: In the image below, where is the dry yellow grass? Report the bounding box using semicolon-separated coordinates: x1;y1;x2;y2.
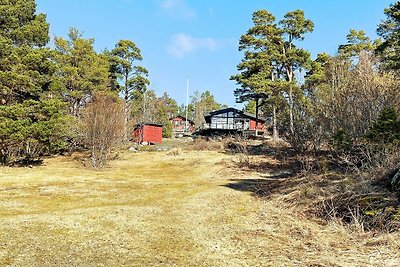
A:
0;150;399;266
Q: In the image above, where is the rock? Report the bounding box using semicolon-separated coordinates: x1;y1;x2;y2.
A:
128;147;137;152
390;168;400;192
141;141;149;146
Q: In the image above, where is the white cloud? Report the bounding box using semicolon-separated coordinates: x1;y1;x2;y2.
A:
160;0;196;20
167;33;221;58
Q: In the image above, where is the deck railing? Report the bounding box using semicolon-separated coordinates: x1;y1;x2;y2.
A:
203;123;245;130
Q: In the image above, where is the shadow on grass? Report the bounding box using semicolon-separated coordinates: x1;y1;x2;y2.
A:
223;171;302;199
221;142;305;198
7;159;44;168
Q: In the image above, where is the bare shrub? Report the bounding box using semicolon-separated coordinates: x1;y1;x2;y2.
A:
79;92;124;168
288;53;400;152
187;137;223;151
223;137;251;167
331;142;400;176
317;190;400;233
320;54;400;141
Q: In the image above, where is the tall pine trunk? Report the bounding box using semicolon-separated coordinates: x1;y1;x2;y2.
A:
288;85;294;135
272;106;278;142
124;98;129;142
255;97;259;136
271;71;279;142
287;68;294;135
123;74;129;142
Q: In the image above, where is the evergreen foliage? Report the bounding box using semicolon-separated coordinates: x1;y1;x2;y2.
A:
53;28;110;117
377;1;400;70
0;0;71;164
332;129;352;152
188;90;221;127
243;100;257;115
231;9;313;140
338;29;377;58
1;0;400;166
367;107;400;143
110;40;150;141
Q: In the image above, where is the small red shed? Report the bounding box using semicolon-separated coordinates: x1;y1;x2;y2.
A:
133;123;163;144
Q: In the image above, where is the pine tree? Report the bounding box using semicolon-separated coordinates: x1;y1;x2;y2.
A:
377;1;400;70
367;107;400;143
0;0;71;164
231;10;313;140
54;28;110;117
110;40;149;141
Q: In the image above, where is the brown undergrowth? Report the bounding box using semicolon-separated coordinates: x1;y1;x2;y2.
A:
225;139;400;233
219;139;400;265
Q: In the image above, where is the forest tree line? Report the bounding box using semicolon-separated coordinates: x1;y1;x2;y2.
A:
0;0;221;166
232;2;400;155
230;3;400;229
1;0;400;167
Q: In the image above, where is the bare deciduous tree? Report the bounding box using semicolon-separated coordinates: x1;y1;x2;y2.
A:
289;52;399;152
80;92;124;168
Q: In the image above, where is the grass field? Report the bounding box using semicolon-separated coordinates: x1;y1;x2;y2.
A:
0;150;399;266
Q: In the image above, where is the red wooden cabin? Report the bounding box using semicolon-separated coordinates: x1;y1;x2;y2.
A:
133;123;163;144
169;115;196;133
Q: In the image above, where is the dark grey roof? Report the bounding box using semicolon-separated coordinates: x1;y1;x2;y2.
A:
205;107;266;122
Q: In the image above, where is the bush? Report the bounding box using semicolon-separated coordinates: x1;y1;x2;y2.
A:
162;121;173;138
0;99;72;165
223;138;251;166
367;107;400;143
332;129;352;152
285;104;325;152
79;92;124;168
187;137;223;151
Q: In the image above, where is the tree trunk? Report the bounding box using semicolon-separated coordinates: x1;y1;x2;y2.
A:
124;99;129;142
255;97;259;136
70;98;80;117
271;71;279;142
287;68;294;135
272;106;279;142
288;85;294;135
123;75;129;142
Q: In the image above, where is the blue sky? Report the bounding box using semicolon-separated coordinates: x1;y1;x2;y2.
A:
36;0;395;107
